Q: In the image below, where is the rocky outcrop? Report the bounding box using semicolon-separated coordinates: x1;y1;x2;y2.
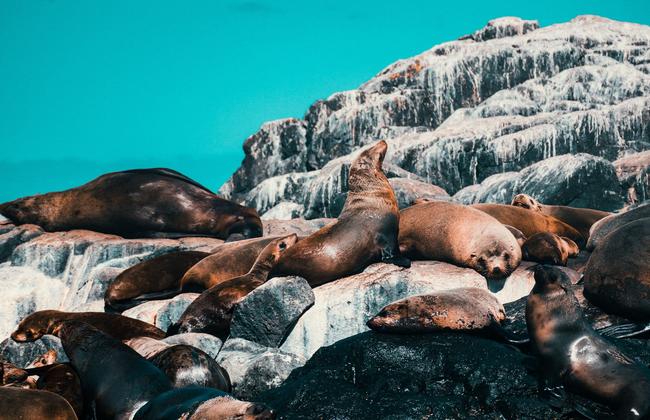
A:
615;150;650;204
454;153;624;210
122;293;199;331
0;335;67;368
230;276;314;347
222;16;650;217
0;224;43;262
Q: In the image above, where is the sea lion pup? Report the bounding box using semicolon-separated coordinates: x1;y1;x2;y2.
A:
398;201;521;279
11;310;165;342
126;337;231;391
25;363;84;419
521;232;579;266
169;234;298;339
180;236;282;292
583;218;650;323
104;250;210;312
272;141;411;287
471;203;584;246
526;265;650;419
26;349;58;368
504;225;527;247
511;193;610;238
0;168;263;240
133;387;275;420
0;387;77;420
587;202;650;250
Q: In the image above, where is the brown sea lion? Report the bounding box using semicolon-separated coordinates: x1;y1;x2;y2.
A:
169;234;298;339
25;363;84;419
399;201;521;279
587;202;650;250
504;225;527;247
180;237;281;292
521;232;579;266
26;349;58;368
471;203;584;246
272;141;410;287
0;387;77;420
511;193;611;238
104;250;210;312
583;218;650;321
11;310;165;342
527;265;650;418
1;358;31;388
133;387;274;420
367;288;505;333
0;168;263;240
126;337;231;391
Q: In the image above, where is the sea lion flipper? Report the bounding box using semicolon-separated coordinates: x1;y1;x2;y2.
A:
375;233;411;268
488;324;530;347
596;322;650;339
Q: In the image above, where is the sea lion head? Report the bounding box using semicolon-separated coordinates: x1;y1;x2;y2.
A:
11;310;63;342
192;396;275;419
469;241;520;280
348;140;390;193
27;349;58;368
225;208;264;241
366;300;413;332
531;264;572;294
511;194;542;212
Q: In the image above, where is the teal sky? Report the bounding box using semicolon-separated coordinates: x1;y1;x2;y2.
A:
2;0;649;202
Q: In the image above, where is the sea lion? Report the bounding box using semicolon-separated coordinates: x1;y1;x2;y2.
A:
11;310;165;342
367;288;505;333
1;358;30;388
521;232;579;266
126;337;231;391
180;236;281;292
26;349;58;368
169;234;298;339
511;193;610;238
504;225;527;247
59;320;173;419
133;387;274;420
583;218;650;320
0;168;263;240
104;250;210;312
0;387;77;420
526;265;650;418
587;202;650;250
25;363;84;419
472;203;584;246
398;201;521;279
272;141;411;287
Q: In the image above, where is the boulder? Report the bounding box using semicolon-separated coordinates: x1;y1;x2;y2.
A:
0;335;68;368
615;150;650;204
122;293;199;331
281;261;534;360
216;338;305;400
162;333;223;359
263;218;334;237
388;178;449;208
230;276;314;347
0;224;43;262
261;202;304;220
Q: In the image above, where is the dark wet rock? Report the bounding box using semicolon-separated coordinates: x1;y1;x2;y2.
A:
0;335;68;368
230;276;314;347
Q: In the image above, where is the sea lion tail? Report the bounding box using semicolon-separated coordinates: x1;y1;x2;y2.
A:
596;322;650;339
488;324;530;347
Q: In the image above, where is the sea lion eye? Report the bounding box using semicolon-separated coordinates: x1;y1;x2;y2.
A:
279;242;287;250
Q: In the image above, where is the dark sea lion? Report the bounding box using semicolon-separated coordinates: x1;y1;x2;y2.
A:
583;218;650;321
1;357;30;387
169;234;298;339
472;203;584;246
521;232;579;266
587;202;650;250
180;236;280;292
126;336;231;391
0;168;263;240
25;363;84;419
504;225;527;247
59;320;173;419
511;193;610;238
527;265;650;418
0;387;77;420
104;250;210;312
133;387;274;420
399;201;521;279
272;141;411;287
11;310;165;342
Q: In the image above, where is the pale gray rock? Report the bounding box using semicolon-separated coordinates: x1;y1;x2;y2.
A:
123;293;199;331
462;17;540;42
260;202;304;220
0;335;67;368
162;333;223;359
263;218;334;237
615;150;650;204
230;276;314;347
0;224;43;262
388;178;450;208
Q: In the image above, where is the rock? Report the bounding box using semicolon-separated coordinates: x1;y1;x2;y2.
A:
615;150;650;204
260;332;568;419
454;153;624;211
0;335;68;368
216;338;305;400
230;276;314;347
263;218;334;237
123;293;199;331
0;224;43;262
388;178;449;208
162;333;223;359
463;17;540;41
261;202;304;220
280;261;533;360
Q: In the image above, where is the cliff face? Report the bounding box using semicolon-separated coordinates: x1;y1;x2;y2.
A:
221;16;650;218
